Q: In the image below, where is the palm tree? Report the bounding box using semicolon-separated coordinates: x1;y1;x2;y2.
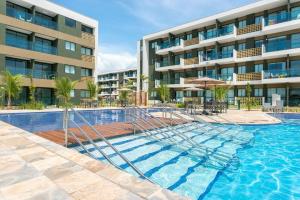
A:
214;86;229;102
55;77;77;108
2;71;23;109
157;84;170;103
28;74;36;104
86;79;99;100
55;77;77;147
0;86;5;109
126;79;135;89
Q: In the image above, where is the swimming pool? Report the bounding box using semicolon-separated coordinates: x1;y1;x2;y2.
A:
0;110;299;200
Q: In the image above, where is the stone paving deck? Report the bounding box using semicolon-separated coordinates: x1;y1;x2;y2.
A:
0;121;190;200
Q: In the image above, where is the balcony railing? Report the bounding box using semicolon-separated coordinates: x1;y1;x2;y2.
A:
264;69;300;79
184;38;199;46
184;57;199;65
156;39;182;51
237;24;262;35
6;37;57;55
6;7;57;30
265;39;300;52
5;67;56;80
237;47;262;58
236;72;262;81
203;26;234;40
81;55;95;63
201;51;234;61
206;74;233;81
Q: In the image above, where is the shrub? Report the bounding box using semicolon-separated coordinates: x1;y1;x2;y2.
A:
20;102;45;110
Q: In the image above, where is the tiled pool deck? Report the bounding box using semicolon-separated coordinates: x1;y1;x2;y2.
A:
0;121;189;200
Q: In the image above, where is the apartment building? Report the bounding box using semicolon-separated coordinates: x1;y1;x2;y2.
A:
138;0;300;106
0;0;98;105
98;68;137;100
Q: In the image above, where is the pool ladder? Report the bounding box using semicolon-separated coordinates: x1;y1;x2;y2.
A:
65;108;154;184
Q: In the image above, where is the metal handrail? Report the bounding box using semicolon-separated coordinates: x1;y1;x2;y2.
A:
68;108;153;183
133;106;235;163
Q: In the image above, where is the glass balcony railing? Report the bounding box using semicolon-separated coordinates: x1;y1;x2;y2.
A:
204;26;234;40
5;37;57;55
206;74;233;81
265;11;300;26
266;39;300;52
34;15;57;30
157;39;181;50
264;69;300;79
6;7;57;30
202;51;234;61
5;67;56;80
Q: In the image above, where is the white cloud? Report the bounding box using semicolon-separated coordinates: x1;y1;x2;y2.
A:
117;0;254;29
96;49;136;75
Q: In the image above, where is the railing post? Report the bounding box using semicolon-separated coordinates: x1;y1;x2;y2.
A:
63;108;69;147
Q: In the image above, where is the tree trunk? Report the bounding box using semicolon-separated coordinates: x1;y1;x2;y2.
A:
7;95;11;109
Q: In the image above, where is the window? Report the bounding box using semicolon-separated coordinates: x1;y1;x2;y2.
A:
238;20;247;29
150;91;157;97
80;90;90;98
34;62;55;79
267;88;286;102
198;70;204;78
70;90;75;98
267;36;287;52
254;88;263;97
221;45;234;58
151;42;157;49
255;16;263;25
238;43;246;51
228;89;234;103
186;34;193;40
290;60;300;76
81;25;93;34
6;30;29;49
238;89;246;97
81;47;93;55
255;40;263;48
35;37;55;54
65;65;75;74
5;57;28;75
65;41;76;51
221;67;234;81
65;17;76;28
6;2;31;22
291;33;300;49
35;12;56;29
268;10;287;25
268;62;286;73
221;24;234;35
174;54;183;65
199;31;205;41
81;68;92;77
207;28;217;39
186;52;193;59
206;69;216;78
291;7;300;20
255;64;263;73
185;91;192;97
238;66;246;74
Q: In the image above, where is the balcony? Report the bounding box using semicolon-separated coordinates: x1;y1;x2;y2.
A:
237;47;262;58
81;32;95;43
237;24;262;35
184;38;199;47
5;67;56;80
264;69;300;79
155;39;184;55
184;57;199;65
236;72;262;81
6;7;57;30
81;55;95;63
6;38;57;55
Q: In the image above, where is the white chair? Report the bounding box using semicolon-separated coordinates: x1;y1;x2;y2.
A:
273;100;284;112
262;103;272;112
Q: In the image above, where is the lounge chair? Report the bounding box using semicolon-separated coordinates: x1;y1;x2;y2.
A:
273;100;284;113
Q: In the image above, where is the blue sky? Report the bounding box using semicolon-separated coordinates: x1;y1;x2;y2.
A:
52;0;255;73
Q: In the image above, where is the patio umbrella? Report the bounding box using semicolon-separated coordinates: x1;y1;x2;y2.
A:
183;87;203;91
185;77;225;113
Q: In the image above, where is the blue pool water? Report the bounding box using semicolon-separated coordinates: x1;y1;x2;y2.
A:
0;110;299;200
